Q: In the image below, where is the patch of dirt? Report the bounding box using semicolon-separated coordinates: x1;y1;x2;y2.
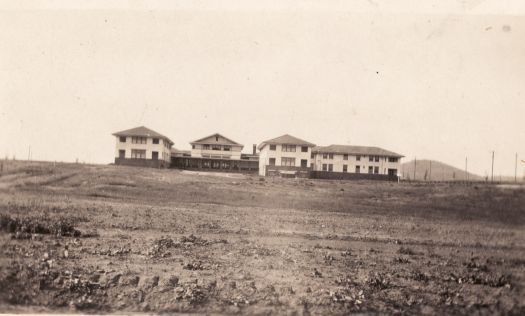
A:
0;162;523;314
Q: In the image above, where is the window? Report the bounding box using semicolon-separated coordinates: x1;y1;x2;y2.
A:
355;166;360;173
215;136;219;142
152;138;159;144
192;145;195;149
300;159;307;168
322;164;327;171
328;164;333;172
356;155;361;161
131;149;146;159
375;156;379;162
374;166;379;174
323;153;328;159
282;145;296;152
388;157;398;163
270;144;276;151
223;146;231;151
311;153;315;159
329;153;334;159
343;165;347;172
368;166;373;174
281;157;295;166
119;136;126;143
212;145;221;151
118;150;125;158
269;158;276;166
301;146;308;152
369;156;373;162
132;137;147;144
343;154;348;160
152;151;158;160
203;144;210;150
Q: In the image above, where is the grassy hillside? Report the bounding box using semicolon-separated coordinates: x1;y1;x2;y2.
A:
0;161;524;314
401;159;484;181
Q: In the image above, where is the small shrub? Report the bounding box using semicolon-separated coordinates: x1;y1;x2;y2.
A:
398;246;417;256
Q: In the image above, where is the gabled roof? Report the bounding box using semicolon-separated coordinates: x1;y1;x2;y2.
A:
313;145;404;158
190;133;243;147
112;126;174;144
258;134;315;150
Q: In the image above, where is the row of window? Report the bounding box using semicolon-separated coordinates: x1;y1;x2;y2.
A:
130;149;146;159
201;154;231;159
269;144;309;152
120;136;170;149
314;153;398;163
268;157;308;167
119;149;168;160
321;164;380;174
196;144;232;151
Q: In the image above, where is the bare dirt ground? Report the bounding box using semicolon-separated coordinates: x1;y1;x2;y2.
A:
0;161;524;315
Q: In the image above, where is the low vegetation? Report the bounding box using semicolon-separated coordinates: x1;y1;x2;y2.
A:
0;161;524;315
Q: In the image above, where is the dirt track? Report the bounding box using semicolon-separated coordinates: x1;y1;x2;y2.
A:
0;162;524;315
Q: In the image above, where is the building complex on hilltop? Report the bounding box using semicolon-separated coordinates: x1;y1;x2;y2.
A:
112;126;403;180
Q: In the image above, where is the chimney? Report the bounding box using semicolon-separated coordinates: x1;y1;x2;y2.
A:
253;144;256;155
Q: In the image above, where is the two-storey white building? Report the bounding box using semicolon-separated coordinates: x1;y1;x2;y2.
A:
112;126;173;168
312;145;403;178
171;133;259;172
258;134;316;177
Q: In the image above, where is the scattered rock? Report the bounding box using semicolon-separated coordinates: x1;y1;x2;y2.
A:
160;275;179;287
120;275;140;287
100;273;121;288
184;261;204;270
140;275;159;289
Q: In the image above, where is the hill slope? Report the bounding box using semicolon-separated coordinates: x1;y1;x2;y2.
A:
401;159;483;181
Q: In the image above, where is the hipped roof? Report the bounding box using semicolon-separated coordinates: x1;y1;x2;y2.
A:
257;134;315;150
112;126;174;145
313;144;403;158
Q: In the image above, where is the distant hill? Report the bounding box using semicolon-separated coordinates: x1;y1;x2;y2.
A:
400;159;484;181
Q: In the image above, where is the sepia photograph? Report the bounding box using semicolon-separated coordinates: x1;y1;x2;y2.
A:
0;0;524;315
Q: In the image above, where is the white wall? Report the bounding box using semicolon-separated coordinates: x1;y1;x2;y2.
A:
115;136;172;162
258;144;313;176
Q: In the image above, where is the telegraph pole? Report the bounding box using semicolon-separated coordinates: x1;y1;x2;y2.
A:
413;157;417;181
429;160;432;181
491;151;494;183
515;153;518;183
465;156;468;183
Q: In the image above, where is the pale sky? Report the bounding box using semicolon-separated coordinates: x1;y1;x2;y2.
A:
1;0;524;177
